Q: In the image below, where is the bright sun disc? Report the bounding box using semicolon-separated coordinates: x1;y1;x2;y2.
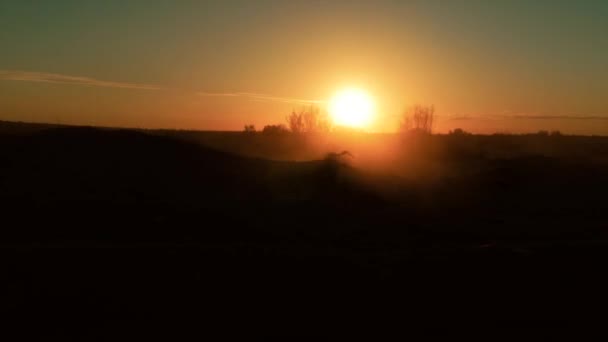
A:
329;88;375;128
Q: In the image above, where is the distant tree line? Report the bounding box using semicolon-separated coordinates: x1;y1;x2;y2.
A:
245;103;565;136
244;105;331;135
246;104;439;136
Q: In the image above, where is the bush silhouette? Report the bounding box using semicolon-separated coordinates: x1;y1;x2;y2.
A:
537;130;549;137
449;128;471;136
243;124;256;134
550;130;562;137
262;124;289;135
320;150;353;186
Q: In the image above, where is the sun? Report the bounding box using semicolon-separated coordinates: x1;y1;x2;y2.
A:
328;88;375;128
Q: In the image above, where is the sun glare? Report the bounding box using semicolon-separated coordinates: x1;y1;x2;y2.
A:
329;88;375;128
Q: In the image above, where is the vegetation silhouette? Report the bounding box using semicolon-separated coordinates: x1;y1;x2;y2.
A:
400;104;435;134
243;124;256;133
1;120;608;338
262;124;289;135
448;128;471;136
286;105;331;134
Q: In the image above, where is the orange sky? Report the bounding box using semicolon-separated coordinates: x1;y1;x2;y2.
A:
1;2;607;135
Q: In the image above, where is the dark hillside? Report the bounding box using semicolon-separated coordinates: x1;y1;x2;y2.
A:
1;122;608;338
0;127;382;243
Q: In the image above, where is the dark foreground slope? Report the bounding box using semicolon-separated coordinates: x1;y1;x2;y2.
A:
1;124;608;338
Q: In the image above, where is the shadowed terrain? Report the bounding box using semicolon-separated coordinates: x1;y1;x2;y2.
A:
1;121;608;338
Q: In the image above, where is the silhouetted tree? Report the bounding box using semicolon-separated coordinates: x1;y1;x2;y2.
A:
400;105;435;134
243;124;256;134
537;130;549;137
286;105;330;134
550;130;562;137
286;110;304;134
262;124;289;135
449;128;471;136
302;105;330;133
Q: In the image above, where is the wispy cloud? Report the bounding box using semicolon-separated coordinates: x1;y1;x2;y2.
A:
442;113;608;121
0;70;162;90
508;114;608;121
441;114;474;121
0;70;323;105
198;91;323;105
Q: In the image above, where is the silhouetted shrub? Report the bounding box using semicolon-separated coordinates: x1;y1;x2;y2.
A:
449;128;471;136
400;105;435;134
537;130;549;137
550;130;562;137
243;124;256;134
324;150;353;164
321;150;353;186
262;124;289;135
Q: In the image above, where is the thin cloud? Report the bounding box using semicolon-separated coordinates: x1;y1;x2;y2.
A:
442;113;608;121
198;91;323;105
0;70;162;90
509;114;608;121
442;115;474;121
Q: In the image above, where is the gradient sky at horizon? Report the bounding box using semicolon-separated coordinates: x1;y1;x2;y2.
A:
1;0;607;134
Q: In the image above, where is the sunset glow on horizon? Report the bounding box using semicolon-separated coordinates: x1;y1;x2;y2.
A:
329;88;375;129
0;2;607;135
